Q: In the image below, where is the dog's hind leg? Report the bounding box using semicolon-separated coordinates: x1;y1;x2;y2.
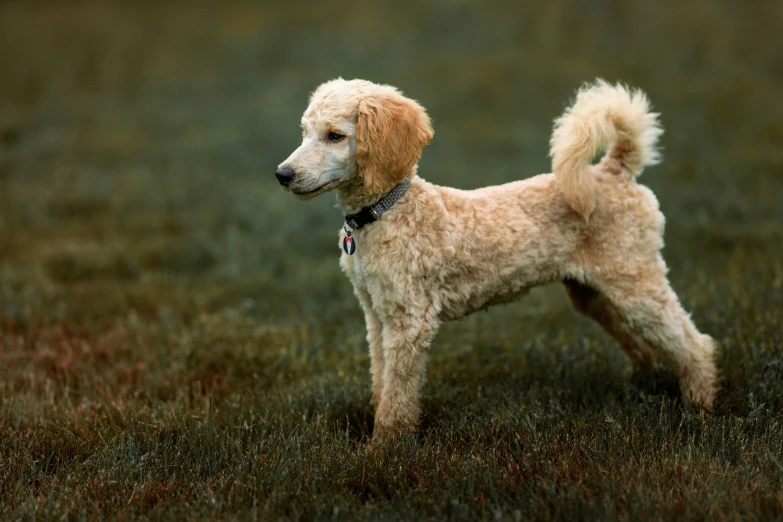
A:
595;260;719;410
564;280;657;370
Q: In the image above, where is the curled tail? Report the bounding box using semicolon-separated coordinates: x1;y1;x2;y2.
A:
549;79;663;220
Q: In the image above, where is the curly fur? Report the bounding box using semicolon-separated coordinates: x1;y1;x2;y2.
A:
276;78;719;441
550;79;664;220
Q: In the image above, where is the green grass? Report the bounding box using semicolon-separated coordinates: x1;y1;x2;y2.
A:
1;1;782;520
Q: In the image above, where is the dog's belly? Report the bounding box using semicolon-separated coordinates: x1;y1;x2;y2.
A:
437;269;536;322
439;287;531;321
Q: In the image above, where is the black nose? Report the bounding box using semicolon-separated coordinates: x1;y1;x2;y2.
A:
275;167;296;187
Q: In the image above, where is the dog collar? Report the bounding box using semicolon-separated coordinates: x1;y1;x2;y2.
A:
342;178;411;255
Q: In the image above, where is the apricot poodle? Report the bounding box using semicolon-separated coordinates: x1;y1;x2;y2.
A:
275;78;718;440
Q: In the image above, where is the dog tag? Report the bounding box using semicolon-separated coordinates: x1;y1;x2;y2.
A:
343;230;355;255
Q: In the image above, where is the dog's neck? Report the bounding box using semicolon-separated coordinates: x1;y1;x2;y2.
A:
336;167;418;215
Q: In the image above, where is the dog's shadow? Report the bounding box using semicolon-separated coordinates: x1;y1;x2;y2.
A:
323;365;684;445
416;380;678;438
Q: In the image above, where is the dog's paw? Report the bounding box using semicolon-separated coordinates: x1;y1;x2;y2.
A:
681;334;720;412
371;423;407;442
371;416;418;443
371;396;421;442
684;377;719;412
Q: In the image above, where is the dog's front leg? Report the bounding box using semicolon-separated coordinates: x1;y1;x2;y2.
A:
355;288;385;407
373;314;438;441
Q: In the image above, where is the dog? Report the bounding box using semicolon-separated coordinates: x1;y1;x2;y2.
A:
275;78;718;440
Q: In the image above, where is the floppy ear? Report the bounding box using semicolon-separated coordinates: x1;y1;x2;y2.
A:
355;91;434;194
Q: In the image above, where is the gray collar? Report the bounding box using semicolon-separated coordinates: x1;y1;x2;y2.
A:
343;178;411;231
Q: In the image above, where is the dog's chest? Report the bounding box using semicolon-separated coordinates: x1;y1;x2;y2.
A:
339;243;380;289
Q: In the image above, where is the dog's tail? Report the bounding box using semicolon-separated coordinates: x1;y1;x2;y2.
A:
549;79;663;220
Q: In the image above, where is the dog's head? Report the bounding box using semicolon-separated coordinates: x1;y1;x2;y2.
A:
275;79;433;200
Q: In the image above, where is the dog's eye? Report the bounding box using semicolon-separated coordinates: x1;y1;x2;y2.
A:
327;131;345;142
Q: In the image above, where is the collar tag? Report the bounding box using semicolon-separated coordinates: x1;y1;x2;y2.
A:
343;227;356;255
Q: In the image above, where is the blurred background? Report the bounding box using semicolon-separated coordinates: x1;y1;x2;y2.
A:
1;1;782;518
1;1;780;326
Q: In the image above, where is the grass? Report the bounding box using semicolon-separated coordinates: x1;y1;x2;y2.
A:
1;1;782;520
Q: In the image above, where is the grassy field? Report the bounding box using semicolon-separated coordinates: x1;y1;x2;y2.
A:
1;1;782;520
